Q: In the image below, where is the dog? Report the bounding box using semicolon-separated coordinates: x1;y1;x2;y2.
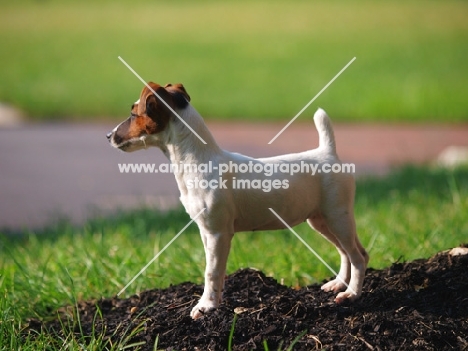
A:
107;82;369;319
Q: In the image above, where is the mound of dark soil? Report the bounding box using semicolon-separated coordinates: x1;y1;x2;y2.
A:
28;247;468;350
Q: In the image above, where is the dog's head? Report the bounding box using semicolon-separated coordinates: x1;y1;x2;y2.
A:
107;82;190;152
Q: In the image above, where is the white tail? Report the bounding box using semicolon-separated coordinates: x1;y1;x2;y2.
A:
314;108;336;153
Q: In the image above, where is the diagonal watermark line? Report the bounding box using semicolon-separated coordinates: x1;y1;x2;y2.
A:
268;57;356;144
118;56;207;145
117;207;206;297
268;207;355;294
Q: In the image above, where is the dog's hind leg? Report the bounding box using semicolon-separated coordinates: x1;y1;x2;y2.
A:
322;211;368;303
307;214;350;293
308;209;368;302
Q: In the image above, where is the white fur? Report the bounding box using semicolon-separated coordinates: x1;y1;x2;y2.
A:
109;101;369;319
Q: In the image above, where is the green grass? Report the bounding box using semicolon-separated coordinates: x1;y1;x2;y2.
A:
1;0;467;122
1;165;468;349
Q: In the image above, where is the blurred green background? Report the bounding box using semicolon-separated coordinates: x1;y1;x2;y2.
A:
1;0;467;123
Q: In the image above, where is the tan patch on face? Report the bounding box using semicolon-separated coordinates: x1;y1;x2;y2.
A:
126;115;158;139
111;81;190;148
126;83;172;138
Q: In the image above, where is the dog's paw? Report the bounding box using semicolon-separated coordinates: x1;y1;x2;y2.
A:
321;278;347;293
334;290;360;304
190;300;218;319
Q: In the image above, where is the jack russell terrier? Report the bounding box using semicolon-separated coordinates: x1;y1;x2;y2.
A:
107;82;369;319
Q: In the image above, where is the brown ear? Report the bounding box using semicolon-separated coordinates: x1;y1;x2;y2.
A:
141;83;173;127
144;94;159;119
164;83;191;108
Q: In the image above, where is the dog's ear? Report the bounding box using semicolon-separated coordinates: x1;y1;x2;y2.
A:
141;82;189;121
164;83;191;108
142;83;165;115
145;93;158;119
142;83;173;128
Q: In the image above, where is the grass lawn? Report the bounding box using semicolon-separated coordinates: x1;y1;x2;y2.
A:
1;165;467;349
1;0;467;122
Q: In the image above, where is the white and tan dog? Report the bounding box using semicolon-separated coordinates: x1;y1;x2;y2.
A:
107;82;368;319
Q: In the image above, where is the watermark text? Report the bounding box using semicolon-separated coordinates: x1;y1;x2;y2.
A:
118;161;355;177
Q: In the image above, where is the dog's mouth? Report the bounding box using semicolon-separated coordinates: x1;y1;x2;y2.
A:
116;140;131;151
109;135;148;152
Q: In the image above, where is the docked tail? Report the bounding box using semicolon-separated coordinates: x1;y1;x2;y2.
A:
314;108;336;153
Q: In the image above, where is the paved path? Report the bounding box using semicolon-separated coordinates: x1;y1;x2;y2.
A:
1;122;467;231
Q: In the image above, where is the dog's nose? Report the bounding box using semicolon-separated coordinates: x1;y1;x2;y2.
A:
106;131;113;141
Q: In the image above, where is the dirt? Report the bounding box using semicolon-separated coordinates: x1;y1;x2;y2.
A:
27;246;468;350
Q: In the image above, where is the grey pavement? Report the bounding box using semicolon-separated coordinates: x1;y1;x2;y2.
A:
1;121;467;231
0;124;177;231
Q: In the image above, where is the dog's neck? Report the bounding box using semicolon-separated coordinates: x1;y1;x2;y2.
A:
160;104;222;166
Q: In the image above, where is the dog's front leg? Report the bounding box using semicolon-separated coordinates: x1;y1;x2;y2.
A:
191;230;233;319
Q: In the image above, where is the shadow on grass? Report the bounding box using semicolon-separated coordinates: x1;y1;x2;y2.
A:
0;205;192;245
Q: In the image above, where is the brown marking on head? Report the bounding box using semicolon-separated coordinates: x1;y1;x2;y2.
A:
130;82;190;137
109;82;191;150
164;83;191;105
